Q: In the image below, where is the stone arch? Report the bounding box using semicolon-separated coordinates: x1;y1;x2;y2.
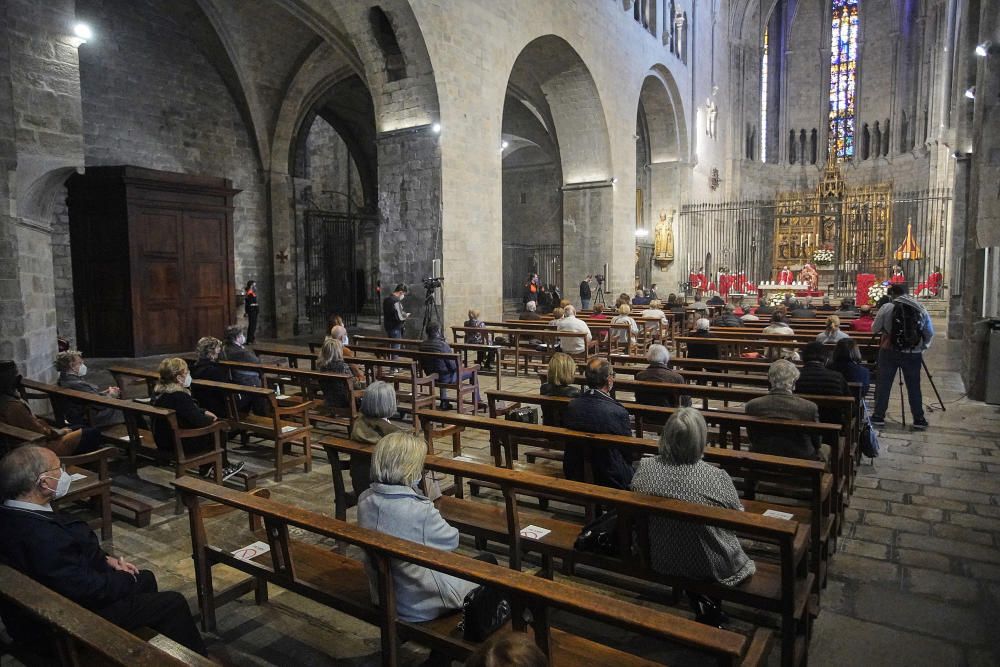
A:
639;67;688;163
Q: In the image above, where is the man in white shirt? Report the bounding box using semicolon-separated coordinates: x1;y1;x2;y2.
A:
556;305;592;354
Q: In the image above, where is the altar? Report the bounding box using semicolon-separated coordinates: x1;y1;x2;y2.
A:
758;282;810;302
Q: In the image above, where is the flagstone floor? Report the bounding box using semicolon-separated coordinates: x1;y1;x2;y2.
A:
3;326;998;666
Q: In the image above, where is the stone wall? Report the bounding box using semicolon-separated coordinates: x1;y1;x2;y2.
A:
74;0;269;335
501;162;562;248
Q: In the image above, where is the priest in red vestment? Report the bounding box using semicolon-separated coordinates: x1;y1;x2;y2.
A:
777;265;794;285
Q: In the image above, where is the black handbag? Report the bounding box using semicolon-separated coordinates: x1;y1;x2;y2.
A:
505;406;538;424
574;510;620;556
458;585;511;641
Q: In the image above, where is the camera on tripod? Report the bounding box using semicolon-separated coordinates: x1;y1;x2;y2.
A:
595;274;605;285
422;276;444;291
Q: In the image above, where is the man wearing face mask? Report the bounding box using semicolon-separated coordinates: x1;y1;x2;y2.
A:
382;283;410;343
55;350;124;427
0;445;207;655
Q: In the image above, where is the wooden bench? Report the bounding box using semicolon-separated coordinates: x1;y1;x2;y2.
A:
319;437;800;666
674;336;880;364
418;408;833;592
174;476;770;667
352;335;504;389
109;365;311;483
0;564;213;666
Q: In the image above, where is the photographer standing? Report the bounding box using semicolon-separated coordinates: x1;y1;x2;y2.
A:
382;283;410;345
579;275;592;310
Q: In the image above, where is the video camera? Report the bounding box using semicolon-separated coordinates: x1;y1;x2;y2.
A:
422;276;444;291
595;274;605;285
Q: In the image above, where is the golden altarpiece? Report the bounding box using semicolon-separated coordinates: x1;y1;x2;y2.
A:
772;157;892;287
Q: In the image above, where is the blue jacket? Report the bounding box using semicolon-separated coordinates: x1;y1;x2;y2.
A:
0;506;139;639
357;483;477;622
418;336;457;378
562;389;635;489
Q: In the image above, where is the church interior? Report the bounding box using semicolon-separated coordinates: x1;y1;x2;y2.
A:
1;0;999;665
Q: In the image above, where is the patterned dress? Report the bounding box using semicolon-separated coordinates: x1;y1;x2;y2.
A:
631;456;756;586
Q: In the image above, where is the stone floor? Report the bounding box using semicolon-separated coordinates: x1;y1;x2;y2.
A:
3;328;998;666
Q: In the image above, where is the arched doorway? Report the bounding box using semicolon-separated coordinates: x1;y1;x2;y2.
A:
501;36;613;312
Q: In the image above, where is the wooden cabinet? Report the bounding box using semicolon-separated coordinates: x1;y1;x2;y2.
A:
67;167;240;357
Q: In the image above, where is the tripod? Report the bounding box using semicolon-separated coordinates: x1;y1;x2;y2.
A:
420;286;442;335
890;356;945;426
594;282;607;308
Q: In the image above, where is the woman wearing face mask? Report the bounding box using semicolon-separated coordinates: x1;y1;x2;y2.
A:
150;358;220;473
55;350;124;427
0;360;101;456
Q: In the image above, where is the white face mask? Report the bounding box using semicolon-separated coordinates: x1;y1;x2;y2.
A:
182;373;192;388
237;334;246;346
77;363;88;376
41;469;72;500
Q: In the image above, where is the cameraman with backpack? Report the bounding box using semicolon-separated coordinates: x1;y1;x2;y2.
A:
871;283;934;429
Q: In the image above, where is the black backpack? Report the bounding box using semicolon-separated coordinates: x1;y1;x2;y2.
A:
891;299;925;350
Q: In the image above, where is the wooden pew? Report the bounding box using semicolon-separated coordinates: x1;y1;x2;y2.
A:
351;334;504;388
174;476;769;667
319;437;798;666
0;564;214;666
347;344;482;413
108;366;311;482
417;407;833;592
674;336;880;364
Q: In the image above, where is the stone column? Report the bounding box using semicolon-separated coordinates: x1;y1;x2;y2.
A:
562;183;613;305
268;171;296;338
377;128;442;337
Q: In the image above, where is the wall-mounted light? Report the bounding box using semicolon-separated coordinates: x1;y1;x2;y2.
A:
431;122;441;134
975;41;996;57
500;140;509;150
611;177;619;185
965;86;976;100
73;22;93;42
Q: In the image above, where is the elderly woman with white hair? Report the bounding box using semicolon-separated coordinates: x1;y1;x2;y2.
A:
347;381;402;496
744;360;827;462
686;318;720;360
631;408;755;625
610;303;639;347
635;344;687;413
358;432;495;624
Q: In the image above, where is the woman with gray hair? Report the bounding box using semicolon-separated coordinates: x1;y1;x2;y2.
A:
54;350;123;427
357;432;482;622
348;381;402;496
744;360;826;461
631;408;754;625
316;338;354;409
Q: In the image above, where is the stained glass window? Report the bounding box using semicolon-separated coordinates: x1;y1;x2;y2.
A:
829;0;859;159
761;28;769;162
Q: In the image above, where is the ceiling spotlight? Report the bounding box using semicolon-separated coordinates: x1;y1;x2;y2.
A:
431;122;441;134
500;140;509;150
73;22;92;41
975;41;995;57
965;86;976;100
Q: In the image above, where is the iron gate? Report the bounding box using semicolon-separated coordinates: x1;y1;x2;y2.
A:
503;243;562;300
302;210;359;328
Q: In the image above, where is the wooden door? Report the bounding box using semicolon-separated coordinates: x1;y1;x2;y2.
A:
182;210;232;349
132;207;185;354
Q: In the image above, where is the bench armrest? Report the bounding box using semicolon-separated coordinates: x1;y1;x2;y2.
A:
178;421;227;439
60;446;117;468
278;399;314;417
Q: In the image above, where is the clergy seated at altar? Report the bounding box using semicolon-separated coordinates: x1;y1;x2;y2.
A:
916;267;943;297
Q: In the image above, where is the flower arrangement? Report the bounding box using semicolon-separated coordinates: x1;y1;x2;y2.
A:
868;283;888;303
767;292;786;307
812;246;834;265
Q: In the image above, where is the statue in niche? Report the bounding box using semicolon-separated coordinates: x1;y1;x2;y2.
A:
654;209;675;261
706;99;718;139
675;9;686;63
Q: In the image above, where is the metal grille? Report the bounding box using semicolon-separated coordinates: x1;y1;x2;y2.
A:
302;211;358;328
502;243;562;300
678;200;775;285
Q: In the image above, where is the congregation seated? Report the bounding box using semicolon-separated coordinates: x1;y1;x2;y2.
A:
631;290;650;306
463;309;495;370
640;300;668;325
789;299;816;318
189;336;230;417
687;319;721;360
55;350;124;428
539;352;581;399
220;324;262;388
548;306;564;325
706;292;726;307
631;408;755;625
755;297;776;316
634;344;687;411
0;445;207;655
609;304;639;346
762;314;799;361
851;305;875;333
816;297;836;312
520;300;543;320
815;315;850;343
690;292;708;311
555;306;592;355
151;358;235;478
330;325;365;381
835;298;858;318
829;338;871;396
744;360;828;462
327;313;349;345
795;342;850;435
0;361;101;456
349;382;401;497
615;292;631;308
357;432;489;624
419;323;479;409
590;303;608;319
712;304;743;327
316;338;357;410
562;357;634;490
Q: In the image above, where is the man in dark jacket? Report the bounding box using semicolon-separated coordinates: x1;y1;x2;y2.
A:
419;323;479;409
0;446;207;655
686;318;721;361
634;344;688;412
712;305;743;328
382;283;410;341
790;299;817;318
794;342;849;453
745;360;828;462
562;358;634;489
579;275;592;310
